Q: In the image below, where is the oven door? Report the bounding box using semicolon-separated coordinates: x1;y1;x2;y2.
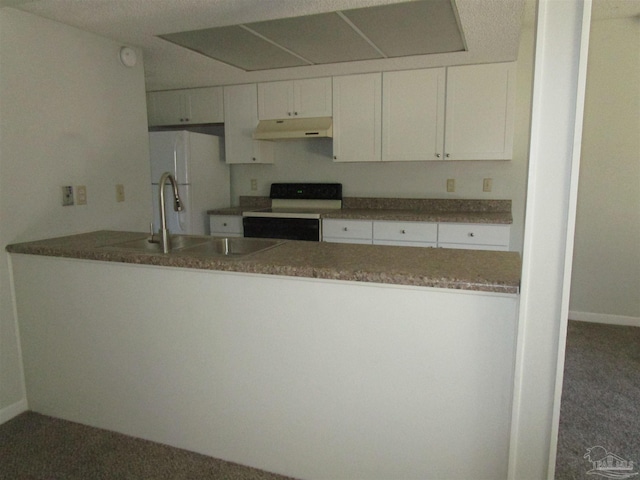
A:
243;217;320;241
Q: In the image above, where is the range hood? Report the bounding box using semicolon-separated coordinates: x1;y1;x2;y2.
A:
253;117;332;140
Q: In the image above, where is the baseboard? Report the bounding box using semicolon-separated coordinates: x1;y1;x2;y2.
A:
0;398;28;425
569;311;640;327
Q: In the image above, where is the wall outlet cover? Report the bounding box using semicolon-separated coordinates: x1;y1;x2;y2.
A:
446;179;455;193
116;184;125;202
76;185;87;205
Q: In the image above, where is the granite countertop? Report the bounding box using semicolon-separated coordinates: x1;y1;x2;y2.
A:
6;230;521;294
208;197;513;224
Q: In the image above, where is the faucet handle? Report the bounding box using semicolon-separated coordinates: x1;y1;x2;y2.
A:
148;222;159;244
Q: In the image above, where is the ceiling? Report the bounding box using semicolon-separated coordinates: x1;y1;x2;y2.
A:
2;0;639;91
160;0;465;71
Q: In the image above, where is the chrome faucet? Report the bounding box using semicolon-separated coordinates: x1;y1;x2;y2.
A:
158;172;183;253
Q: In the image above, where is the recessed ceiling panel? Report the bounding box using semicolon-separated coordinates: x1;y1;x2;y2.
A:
343;0;465;57
247;12;383;65
161;25;308;71
158;0;467;72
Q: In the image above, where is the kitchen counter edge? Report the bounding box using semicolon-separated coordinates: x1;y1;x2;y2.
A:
6;230;521;294
207;207;512;224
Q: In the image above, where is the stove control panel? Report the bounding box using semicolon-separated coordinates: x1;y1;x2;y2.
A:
270;183;342;201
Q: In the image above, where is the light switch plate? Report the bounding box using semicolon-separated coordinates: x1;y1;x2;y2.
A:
483;178;493;192
62;186;74;206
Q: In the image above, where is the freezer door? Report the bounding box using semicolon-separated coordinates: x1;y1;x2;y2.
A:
151;184;192;235
149;131;190;184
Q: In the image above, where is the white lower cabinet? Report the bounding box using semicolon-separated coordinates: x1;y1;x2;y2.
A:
324;219;511;251
437;223;510;251
322;219;373;244
373;221;437;247
209;215;243;237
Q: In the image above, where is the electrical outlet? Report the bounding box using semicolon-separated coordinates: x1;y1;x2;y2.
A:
76;185;87;205
62;186;74;206
250;179;257;191
116;184;125;202
446;179;455;193
483;178;493;192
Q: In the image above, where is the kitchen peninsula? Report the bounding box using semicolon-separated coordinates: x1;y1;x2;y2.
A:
7;232;521;479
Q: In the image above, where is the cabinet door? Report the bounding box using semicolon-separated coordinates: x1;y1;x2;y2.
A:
187;87;224;124
223;84;274;164
322;219;373;243
257;81;292;120
209;215;243;237
438;223;510;250
332;73;382;162
147;90;185;126
373;221;438;246
294;78;332;118
382;68;445;161
444;62;516;160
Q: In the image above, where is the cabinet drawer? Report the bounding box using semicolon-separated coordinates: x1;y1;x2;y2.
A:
438;223;510;248
209;215;243;235
322;219;372;241
373;221;437;243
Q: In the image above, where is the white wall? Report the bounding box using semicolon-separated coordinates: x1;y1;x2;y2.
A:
13;254;519;480
0;9;152;421
229;27;536;254
569;16;640;324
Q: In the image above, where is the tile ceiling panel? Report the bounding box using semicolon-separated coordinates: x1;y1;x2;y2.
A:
343;0;465;57
157;0;466;71
161;25;308;71
247;12;383;65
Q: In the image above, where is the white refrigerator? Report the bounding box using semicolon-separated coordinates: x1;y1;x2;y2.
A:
149;131;230;235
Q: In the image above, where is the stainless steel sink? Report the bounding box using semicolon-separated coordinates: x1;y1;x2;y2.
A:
103;235;210;252
102;235;283;256
180;237;283;256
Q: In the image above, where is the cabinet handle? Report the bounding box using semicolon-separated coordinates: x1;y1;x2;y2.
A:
288;112;292;116
294;111;298;116
223;223;227;227
401;229;406;234
446;153;450;158
436;153;441;158
252;157;256;162
468;232;475;237
333;156;337;160
343;227;348;231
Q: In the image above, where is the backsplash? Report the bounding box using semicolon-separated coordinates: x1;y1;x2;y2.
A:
342;197;511;212
239;195;511;213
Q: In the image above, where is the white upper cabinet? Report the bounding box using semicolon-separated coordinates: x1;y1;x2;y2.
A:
258;78;332;120
146;87;223;126
332;73;382;163
444;62;516;160
382;68;446;161
223;84;274;164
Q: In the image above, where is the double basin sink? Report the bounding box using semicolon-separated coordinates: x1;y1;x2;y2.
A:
102;235;283;257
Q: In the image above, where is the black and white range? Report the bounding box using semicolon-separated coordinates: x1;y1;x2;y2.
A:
242;183;342;241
